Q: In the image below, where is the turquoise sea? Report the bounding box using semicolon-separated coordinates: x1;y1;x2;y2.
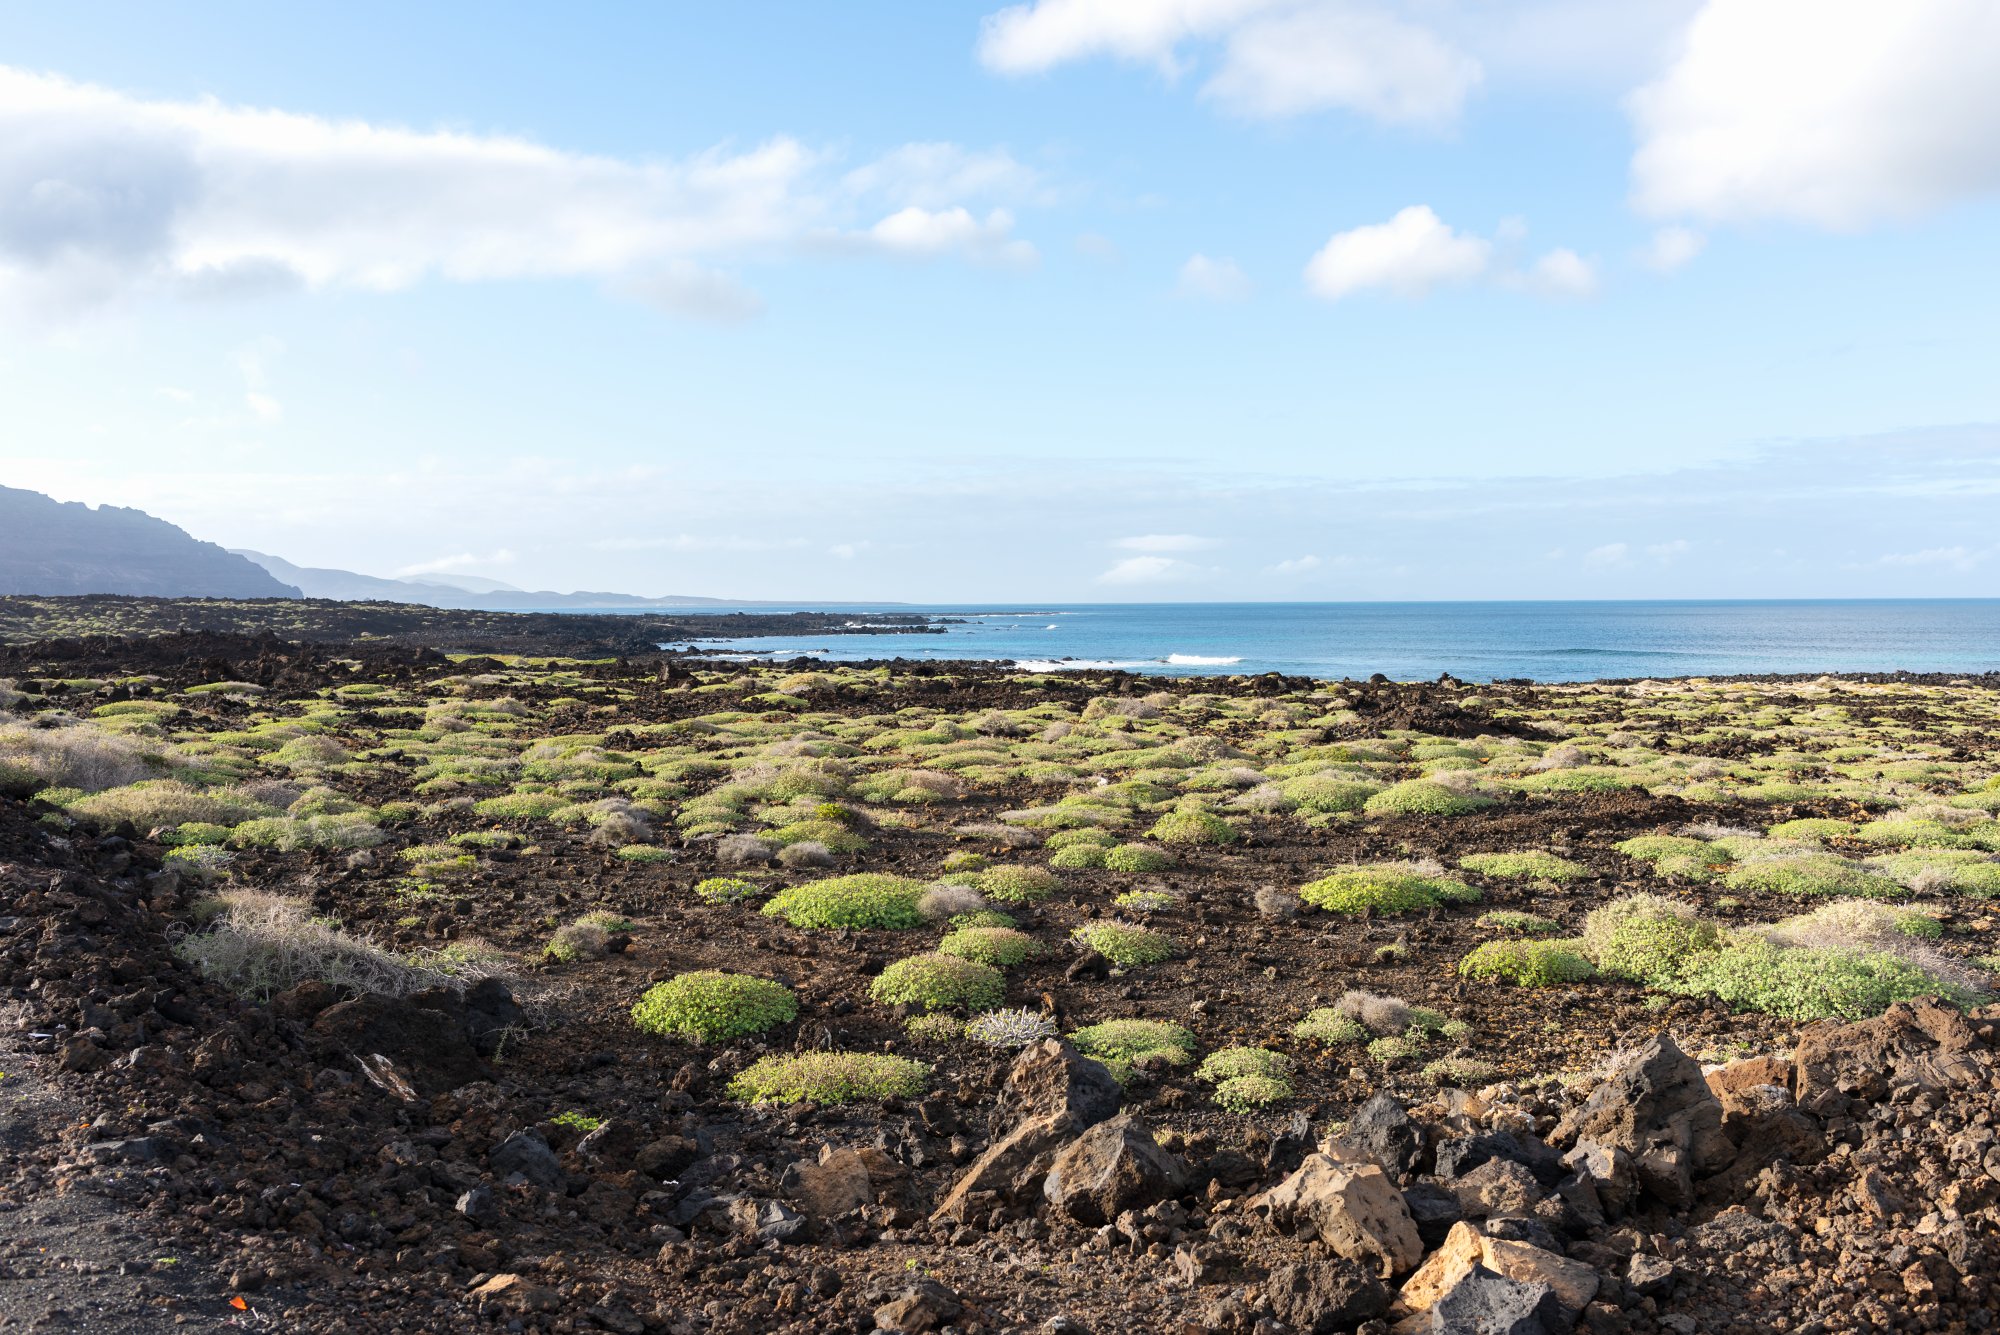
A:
647;600;2000;683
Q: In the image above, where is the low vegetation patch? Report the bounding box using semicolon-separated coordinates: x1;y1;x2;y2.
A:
631;971;798;1043
726;1052;928;1104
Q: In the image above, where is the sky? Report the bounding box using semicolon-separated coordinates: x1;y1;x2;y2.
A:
3;0;1999;602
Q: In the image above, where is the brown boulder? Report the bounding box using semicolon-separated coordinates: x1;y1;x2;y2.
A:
1254;1154;1424;1279
1043;1114;1187;1225
1552;1034;1731;1205
1398;1222;1600;1323
1793;1000;1985;1113
933;1041;1119;1224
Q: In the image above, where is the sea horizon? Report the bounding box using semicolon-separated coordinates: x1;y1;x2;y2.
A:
581;598;2000;683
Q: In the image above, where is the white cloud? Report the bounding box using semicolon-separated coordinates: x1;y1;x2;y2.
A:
829;541;873;560
1647;539;1692;561
589;534;802;553
841;143;1044;210
977;0;1480;128
0;65;1044;318
1200;4;1481;125
244;390;282;422
1584;542;1630;567
1096;555;1206;585
1520;247;1598;298
1304;205;1490;300
1642;225;1706;271
1268;554;1322;573
157;385;193;403
1074;231;1120;262
1115;534;1220;552
396;549;515;577
1873;545;1989;571
1629;0;2000;228
863;207;1038;266
1175;253;1250;301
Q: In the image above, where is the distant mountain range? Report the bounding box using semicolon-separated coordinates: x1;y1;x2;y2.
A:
0;484;831;608
0;486;299;599
229;549;752;610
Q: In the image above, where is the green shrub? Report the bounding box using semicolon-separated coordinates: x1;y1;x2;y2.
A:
1067;1018;1196;1077
1722;854;1902;899
1292;1009;1368;1045
1476;910;1561;936
975;865;1062;905
869;953;1007;1012
472;791;570;822
632;971;799;1043
1299;864;1478;915
1279;773;1382;814
1581;894;1726;987
727;1052;928;1104
616;845;675;864
1363;780;1496;818
1673;939;1982;1021
937;926;1046;968
1615;834;1731;880
1424;1057;1499;1086
1071;922;1175;967
1366;1035;1425;1065
1459;851;1587;883
1766;818;1857;841
1103;843;1176;873
1195;1046;1293;1083
694;876;763;904
949;908;1018;930
1048;844;1107;870
1112;889;1176;914
1148;809;1237;846
964;1008;1060;1049
1211;1073;1293;1113
1045;828;1116;850
1458;939;1597;987
761;873;927;929
229;813;384;851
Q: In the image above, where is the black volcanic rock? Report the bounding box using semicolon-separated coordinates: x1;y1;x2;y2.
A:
0;486;299;598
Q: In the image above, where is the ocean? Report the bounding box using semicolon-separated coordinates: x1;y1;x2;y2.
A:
641;601;2000;683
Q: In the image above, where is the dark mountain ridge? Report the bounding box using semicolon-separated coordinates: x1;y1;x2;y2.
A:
0;486;299;599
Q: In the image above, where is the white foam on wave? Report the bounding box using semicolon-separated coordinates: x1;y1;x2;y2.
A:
1165;654;1243;665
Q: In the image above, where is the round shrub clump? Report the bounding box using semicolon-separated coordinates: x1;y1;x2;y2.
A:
1279;773;1382;814
1068;1018;1196;1069
869;952;1007;1012
937;926;1047;968
1071;922;1175;967
976;865;1062;905
1148;809;1237;846
1195;1046;1293;1084
1721;854;1902;900
1103;843;1176;873
632;971;798;1044
727;1052;928;1105
1046;828;1117;851
760;873;927;929
1458;851;1587;883
694;875;762;904
1299;864;1478;915
1112;889;1175;914
1212;1073;1292;1113
1363;780;1496;818
1674;939;1982;1021
1293;1008;1368;1045
1581;894;1725;987
1458;939;1597;988
1048;844;1108;871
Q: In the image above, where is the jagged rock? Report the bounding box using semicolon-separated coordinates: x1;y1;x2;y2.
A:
574;1118;644;1165
1256;1153;1424;1279
933;1040;1119;1224
1264;1255;1389;1333
455;1185;498;1223
1433;1131;1563;1188
489;1129;564;1190
783;1145;903;1219
1561;1140;1636;1220
1398;1222;1599;1324
1332;1092;1424;1178
874;1278;963;1333
1043;1114;1187;1226
1552;1034;1731;1205
635;1135;702;1181
1793;1000;1985;1113
725;1196;809;1244
1449;1158;1543;1218
1404;1181;1465;1248
1424;1264;1568;1335
1703;1054;1792;1109
469;1273;558;1315
1627;1253;1675;1297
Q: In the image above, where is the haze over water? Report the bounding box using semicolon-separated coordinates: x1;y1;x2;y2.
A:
662;601;2000;683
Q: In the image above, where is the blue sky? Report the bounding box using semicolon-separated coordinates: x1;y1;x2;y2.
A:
3;1;1999;601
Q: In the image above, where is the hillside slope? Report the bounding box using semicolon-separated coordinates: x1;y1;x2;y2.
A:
0;487;299;598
